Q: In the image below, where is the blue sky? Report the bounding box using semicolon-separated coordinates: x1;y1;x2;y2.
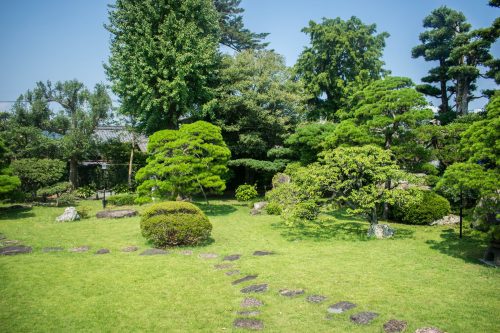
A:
0;0;498;111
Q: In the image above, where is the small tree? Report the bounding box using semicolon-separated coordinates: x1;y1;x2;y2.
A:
0;140;20;199
11;158;66;199
136;121;231;203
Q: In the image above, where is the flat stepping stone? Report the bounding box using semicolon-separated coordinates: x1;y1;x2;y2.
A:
1;240;20;245
140;248;168;256
226;270;240;276
233;318;263;330
306;295;327;303
199;253;218;259
279;289;305;297
42;247;64;253
253;251;274;256
0;245;32;255
241;298;264;308
415;328;443;333
350;312;378;325
236;310;261;317
327;301;357;314
384;319;408;333
180;250;193;255
69;246;90;253
96;209;138;219
241;284;268;293
232;275;258;285
214;263;233;270
95;248;110;254
122;246;139;252
223;254;241;261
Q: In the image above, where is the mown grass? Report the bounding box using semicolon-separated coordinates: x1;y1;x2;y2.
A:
0;200;499;332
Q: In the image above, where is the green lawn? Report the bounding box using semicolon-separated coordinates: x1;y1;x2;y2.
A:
0;200;499;332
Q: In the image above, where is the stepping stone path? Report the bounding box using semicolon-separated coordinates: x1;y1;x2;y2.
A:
180;250;193;255
279;289;305;297
214;263;233;270
122;246;139;252
42;247;64;253
69;246;90;253
233;318;263;330
350;312;378;325
140;248;168;256
241;284;268;293
306;295;327;303
253;251;273;256
241;298;264;308
383;319;408;333
232;275;258;285
226;270;240;276
0;245;32;255
96;248;110;254
327;301;357;314
415;328;443;333
199;253;218;259
223;254;241;261
96;209;138;219
236;310;260;316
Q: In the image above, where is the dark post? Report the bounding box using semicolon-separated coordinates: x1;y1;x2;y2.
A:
102;162;108;209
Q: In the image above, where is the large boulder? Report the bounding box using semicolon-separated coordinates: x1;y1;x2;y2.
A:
250;201;267;215
96;209;138;219
367;224;394;239
430;214;459;226
56;207;80;222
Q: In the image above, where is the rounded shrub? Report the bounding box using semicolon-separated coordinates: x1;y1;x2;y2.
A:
290;200;319;221
392;191;450;225
235;184;258;202
265;202;282;215
140;201;212;247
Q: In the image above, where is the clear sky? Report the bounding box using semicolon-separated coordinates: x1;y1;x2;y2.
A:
0;0;498;112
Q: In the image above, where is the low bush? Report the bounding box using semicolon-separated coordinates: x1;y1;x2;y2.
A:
74;186;95;199
140;201;212;247
392;191;450;225
265;202;282;215
235;184;258;202
107;193;136;206
76;206;91;219
289;200;319;221
57;193;78;207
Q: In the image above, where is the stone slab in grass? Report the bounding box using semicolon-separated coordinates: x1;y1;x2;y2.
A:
199;253;218;259
350;312;378;325
306;295;327;303
122;246;139;252
327;301;357;314
214;263;233;270
96;209;138;219
233;318;263;330
226;270;240;276
383;319;408;333
140;248;168;256
241;284;268;293
236;310;261;317
253;250;274;256
0;245;32;255
180;250;193;256
223;254;241;261
232;275;258;285
1;240;20;246
241;298;264;308
69;246;90;253
279;289;305;297
42;247;64;253
414;328;443;333
96;248;110;254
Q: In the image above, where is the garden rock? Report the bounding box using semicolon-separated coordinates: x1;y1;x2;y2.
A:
306;295;327;303
367;224;394;239
414;328;443;333
96;248;110;254
1;240;20;245
250;208;261;216
327;301;357;314
232;275;258;285
350;312;378;325
279;289;305;297
233;318;263;330
223;254;241;261
122;246;139;252
272;173;290;188
199;253;218;259
140;248;168;255
56;207;80;222
253;250;274;256
0;245;32;255
236;310;261;316
226;270;240;276
69;246;90;253
241;284;268;293
253;202;268;211
42;247;64;253
430;214;459;226
241;298;264;308
96;209;138;219
383;319;408;333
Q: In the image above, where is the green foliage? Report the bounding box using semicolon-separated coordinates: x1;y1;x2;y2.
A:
107;193;137;206
0;140;20;198
136;121;231;201
287;200;319;224
112;184;130;194
37;182;72;198
285;122;337;165
392;191;451;225
265;201;282;215
322;120;376;150
11;158;66;197
106;0;220;133
140;201;212;247
56;193;77;207
235;184;258;202
228;159;285;173
74;186;96;199
76;206;91;219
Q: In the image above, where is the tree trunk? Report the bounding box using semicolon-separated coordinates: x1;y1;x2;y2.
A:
439;60;449;114
69;157;78;188
456;78;469;116
371;206;378;225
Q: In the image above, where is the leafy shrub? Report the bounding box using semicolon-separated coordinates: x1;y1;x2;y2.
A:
265;202;282;215
74;185;95;199
107;193;137;206
289;200;319;221
235;184;258;202
140;201;212;247
76;206;91;219
392;191;450;225
57;193;78;207
113;183;130;194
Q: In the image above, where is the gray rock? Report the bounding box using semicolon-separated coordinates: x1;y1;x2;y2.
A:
414;328;443;333
226;270;240;276
214;263;233;270
250;208;261;216
199;253;218;259
350;312;378;325
95;248;110;254
279;289;305;297
236;310;261;316
42;247;64;253
56;207;80;222
233;318;263;330
140;248;168;256
367;224;394;239
306;295;327;303
241;298;264;308
0;245;32;255
96;209;138;219
253;202;268;211
122;246;139;252
223;254;241;261
327;301;357;314
384;319;408;333
1;240;20;245
241;284;268;293
253;250;274;256
232;275;258;285
430;214;459;226
69;246;90;253
272;173;291;188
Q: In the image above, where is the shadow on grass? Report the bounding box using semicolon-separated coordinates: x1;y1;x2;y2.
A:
426;228;488;265
0;206;35;220
197;203;237;217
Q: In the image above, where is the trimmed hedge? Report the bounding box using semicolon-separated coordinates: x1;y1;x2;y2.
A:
107;193;137;206
392;191;450;225
140;201;212;247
